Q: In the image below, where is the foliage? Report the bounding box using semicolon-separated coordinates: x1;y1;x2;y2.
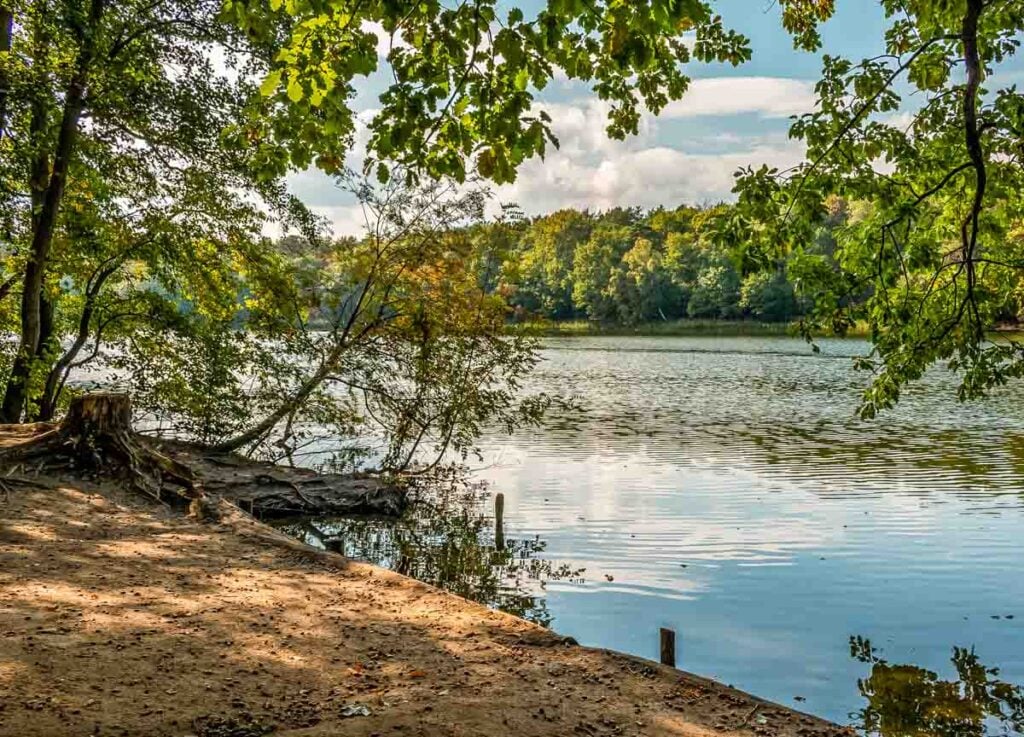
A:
0;0;768;466
740;270;800;322
687;262;741;319
228;0;753;184
0;0;315;422
0;0;855;474
728;0;1024;416
7;0;1010;455
181;174;556;472
503;209;592;319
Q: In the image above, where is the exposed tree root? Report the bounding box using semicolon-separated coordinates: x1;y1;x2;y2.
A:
0;392;405;523
0;392;213;517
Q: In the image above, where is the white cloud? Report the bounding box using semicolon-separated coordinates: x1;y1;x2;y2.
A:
362;21;410;58
284;76;813;234
311;204;373;236
496;139;804;214
496;78;811;214
534;98;656;157
662;76;817;119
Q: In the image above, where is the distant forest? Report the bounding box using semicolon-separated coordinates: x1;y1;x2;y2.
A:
465;201;847;326
277;200;849;329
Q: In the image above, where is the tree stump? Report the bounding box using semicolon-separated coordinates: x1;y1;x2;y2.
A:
0;392;207;513
63;392;133;436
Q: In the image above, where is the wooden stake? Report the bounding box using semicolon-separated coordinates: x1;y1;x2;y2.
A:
494;493;505;551
660;627;676;668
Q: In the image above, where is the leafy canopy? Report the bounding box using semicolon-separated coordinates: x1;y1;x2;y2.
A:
227;0;754;184
727;0;1024;416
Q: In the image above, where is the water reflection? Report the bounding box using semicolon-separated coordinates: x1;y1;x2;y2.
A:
851;636;1024;737
509;337;1024;501
273;482;585;627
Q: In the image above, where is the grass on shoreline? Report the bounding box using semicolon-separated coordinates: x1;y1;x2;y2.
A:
506;319;1024;342
507;318;872;338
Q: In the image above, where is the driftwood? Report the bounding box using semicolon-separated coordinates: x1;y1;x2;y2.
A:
0;393;406;519
164;442;407;518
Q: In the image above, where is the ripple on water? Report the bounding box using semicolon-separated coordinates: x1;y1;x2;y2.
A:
471;336;1024;724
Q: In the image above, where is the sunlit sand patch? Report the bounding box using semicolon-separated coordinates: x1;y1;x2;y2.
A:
0;522;58;542
89;538;203;560
649;714;725;736
0;659;27;687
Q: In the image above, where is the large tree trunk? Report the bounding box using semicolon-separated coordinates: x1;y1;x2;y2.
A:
28;291;56;420
211;357;337;453
0;6;12;141
214;268;384;454
38;259;120;421
0;0;106;422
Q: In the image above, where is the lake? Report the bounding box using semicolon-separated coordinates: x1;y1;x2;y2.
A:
279;335;1024;733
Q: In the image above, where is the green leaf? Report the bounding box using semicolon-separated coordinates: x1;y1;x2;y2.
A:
514;67;530;91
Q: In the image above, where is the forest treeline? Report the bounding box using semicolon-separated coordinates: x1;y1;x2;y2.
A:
469;203;819;325
285;199;845;330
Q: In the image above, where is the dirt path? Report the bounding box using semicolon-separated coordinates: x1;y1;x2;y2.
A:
0;472;851;737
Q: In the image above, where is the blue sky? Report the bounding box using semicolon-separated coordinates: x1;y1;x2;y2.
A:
285;1;1024;235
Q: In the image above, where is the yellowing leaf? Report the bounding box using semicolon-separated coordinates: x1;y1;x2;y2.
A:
260;70;282;97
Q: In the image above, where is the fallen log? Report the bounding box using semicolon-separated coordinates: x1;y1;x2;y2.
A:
163;442;407;518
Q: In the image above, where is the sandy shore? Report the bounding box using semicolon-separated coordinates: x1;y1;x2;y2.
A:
0;454;851;737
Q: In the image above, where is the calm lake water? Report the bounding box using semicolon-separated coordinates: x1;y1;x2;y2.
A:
279;335;1024;733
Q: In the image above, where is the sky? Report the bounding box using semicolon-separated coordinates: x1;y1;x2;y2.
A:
283;1;1024;237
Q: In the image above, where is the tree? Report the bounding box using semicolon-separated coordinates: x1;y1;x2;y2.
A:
619;237;683;323
0;0;313;423
198;174;553;472
0;0;759;430
482;202;791;325
729;1;1024;416
232;0;753;184
571;224;632;322
509;209;594;319
687;262;741;319
740;270;799;322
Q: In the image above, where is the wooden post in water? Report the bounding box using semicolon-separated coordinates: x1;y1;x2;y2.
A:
660;627;676;668
494;493;505;551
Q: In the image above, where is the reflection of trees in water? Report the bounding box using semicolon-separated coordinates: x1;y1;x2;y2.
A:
275;483;584;627
531;401;1024;498
850;636;1024;737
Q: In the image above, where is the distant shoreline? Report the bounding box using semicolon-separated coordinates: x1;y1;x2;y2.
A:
507;319;870;338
